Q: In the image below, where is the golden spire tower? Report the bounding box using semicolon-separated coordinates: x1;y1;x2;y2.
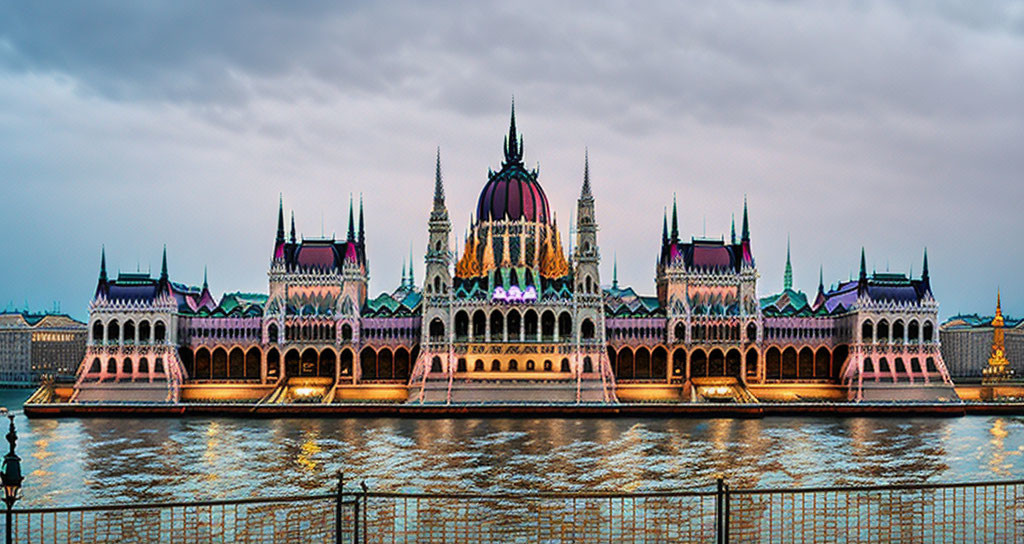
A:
983;290;1013;384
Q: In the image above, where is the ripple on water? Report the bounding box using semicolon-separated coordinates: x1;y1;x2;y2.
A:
1;410;1022;505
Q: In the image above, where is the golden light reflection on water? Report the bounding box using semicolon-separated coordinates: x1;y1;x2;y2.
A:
987;418;1018;476
296;430;322;472
32;439;51;461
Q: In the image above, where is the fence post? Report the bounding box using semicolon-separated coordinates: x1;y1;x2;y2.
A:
360;481;369;544
353;481;360;544
715;477;725;544
724;479;730;544
342;473;350;544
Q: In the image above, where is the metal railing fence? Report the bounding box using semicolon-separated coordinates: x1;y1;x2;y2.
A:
3;477;1024;543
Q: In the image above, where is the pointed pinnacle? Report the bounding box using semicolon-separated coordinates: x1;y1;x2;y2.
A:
276;194;285;243
662;208;668;245
670;194;679;242
741;195;750;241
581;148;591;198
358;194;365;244
347;194;355;241
613;252;619;289
160;244;168;281
434;147;445;205
99;245;107;282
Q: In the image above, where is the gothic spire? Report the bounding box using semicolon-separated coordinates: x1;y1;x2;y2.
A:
997;289;1003;317
99;246;107;283
581;148;591;198
358;194;365;245
503;97;523;164
859;247;867;283
613;252;619;289
783;235;793;291
347;194;355;242
289;212;296;243
741;195;750;242
730;214;736;245
202;266;209;291
818;265;824;294
670;194;679;242
276;194;285;245
408;244;414;286
433;148;446;207
922;247;929;281
160;245;168;283
661;208;669;247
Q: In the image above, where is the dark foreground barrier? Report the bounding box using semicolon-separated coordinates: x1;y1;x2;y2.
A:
3;476;1023;543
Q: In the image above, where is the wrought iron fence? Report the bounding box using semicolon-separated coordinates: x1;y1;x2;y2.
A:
4;477;1024;543
4;491;353;544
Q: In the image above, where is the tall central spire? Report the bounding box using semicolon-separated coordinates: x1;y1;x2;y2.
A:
503;98;523;164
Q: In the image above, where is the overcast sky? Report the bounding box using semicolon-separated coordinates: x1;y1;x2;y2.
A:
1;1;1022;321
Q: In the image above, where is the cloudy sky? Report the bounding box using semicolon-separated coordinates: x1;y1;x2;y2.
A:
1;1;1021;320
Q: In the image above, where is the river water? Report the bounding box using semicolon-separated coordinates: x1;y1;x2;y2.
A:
1;389;1022;507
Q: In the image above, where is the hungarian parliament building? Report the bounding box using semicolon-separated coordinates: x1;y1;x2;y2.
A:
68;106;958;405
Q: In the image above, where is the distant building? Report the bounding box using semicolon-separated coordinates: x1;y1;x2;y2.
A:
0;312;86;383
941;299;1024;379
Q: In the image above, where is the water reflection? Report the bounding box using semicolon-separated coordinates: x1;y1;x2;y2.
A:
0;390;1020;507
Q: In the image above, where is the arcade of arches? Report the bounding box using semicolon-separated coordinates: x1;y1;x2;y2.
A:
177;345;413;381
608;345;848;381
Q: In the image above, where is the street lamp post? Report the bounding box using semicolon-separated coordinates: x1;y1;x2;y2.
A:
0;414;22;544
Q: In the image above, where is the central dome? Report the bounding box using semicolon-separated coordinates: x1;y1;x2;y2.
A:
475;103;550;223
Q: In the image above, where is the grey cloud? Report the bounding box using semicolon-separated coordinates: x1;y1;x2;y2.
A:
0;1;1022;319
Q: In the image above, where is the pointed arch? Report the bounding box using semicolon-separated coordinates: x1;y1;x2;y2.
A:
507;309;521;339
635;347;651;378
266;348;281;379
617;347;634;379
284;348;300;377
319;348;336;378
745;348;758;378
394;347;410;380
490;310;505;340
672;348;686;378
558;312;572;340
195;348;212;378
766;347;781;379
524;309;539;338
690;349;708;378
725;349;741;377
361;348;378;379
228;347;245;378
779;347;797;378
652;347;668;380
814;347;831;378
455;311;470;340
339;349;353;377
245;347;261;379
798;347;814;378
